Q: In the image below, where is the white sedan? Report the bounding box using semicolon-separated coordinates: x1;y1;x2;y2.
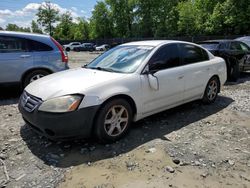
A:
19;40;227;142
95;44;110;51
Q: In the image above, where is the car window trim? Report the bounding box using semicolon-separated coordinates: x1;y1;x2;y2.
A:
0;35;29;53
143;43;182;74
179;43;209;65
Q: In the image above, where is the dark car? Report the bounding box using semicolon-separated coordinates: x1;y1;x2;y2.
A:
73;43;95;52
198;40;250;81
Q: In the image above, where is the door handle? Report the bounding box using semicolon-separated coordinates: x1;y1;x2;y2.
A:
178;76;184;79
20;55;31;58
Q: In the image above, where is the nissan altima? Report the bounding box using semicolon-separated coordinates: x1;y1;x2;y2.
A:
19;40;227;142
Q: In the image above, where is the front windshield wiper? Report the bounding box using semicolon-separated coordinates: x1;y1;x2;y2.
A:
86;66;116;72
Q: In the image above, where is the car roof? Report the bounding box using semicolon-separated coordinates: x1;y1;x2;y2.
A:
0;31;49;38
199;39;235;43
121;40;197;47
236;36;250;41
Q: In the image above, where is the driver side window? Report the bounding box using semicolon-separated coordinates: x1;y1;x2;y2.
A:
148;44;180;72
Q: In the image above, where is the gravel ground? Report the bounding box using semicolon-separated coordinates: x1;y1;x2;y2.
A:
0;52;249;188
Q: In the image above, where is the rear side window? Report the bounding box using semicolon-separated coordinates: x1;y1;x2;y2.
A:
27;39;53;52
180;43;209;65
149;44;180;71
0;36;27;53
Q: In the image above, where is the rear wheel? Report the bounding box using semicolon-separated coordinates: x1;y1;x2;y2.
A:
202;77;219;104
229;62;239;82
226;58;239;81
23;70;50;88
65;47;70;52
94;99;132;143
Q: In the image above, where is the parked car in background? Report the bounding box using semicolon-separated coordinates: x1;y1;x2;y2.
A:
235;36;250;47
19;40;226;142
63;42;81;52
95;44;110;51
0;31;69;88
73;43;95;52
198;40;250;81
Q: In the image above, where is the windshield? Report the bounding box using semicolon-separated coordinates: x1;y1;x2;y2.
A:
242;40;250;47
200;43;219;50
86;45;154;73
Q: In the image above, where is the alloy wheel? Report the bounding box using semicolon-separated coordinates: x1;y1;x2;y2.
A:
207;80;218;101
30;74;45;83
104;105;129;137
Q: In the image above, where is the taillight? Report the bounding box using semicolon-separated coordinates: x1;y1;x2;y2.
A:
50;37;68;63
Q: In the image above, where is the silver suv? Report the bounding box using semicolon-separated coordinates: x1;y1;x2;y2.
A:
0;31;69;88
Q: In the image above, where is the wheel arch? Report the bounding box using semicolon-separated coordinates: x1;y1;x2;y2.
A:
21;68;53;87
213;75;221;93
100;94;137;118
92;94;138;135
209;75;221;93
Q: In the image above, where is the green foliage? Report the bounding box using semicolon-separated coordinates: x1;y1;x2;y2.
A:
3;0;250;39
106;0;135;37
31;20;43;34
177;1;199;36
5;24;31;32
36;1;59;35
53;11;73;40
90;1;113;39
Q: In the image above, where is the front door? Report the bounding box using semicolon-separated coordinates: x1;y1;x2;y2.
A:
140;44;185;115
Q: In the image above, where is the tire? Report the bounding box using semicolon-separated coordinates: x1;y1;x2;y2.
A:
229;61;239;82
94;99;133;143
202;77;220;104
226;58;239;82
23;70;50;88
66;47;70;52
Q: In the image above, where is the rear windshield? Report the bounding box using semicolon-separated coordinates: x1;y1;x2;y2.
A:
199;43;219;50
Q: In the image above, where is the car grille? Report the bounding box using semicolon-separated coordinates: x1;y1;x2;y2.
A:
21;91;42;112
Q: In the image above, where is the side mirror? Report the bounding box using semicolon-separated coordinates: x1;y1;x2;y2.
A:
148;74;159;90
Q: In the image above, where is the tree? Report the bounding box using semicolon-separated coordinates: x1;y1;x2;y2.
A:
73;18;90;40
54;11;73;39
36;1;59;36
31;20;43;34
106;0;135;37
5;24;20;31
177;1;200;36
90;1;113;39
5;23;31;32
208;0;250;35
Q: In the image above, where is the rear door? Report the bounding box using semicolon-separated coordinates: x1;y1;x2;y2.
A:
26;39;54;68
179;43;211;101
0;36;33;83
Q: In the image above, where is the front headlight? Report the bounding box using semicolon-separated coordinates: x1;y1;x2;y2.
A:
38;95;83;113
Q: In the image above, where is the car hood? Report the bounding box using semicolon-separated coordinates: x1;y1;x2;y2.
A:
25;68;127;101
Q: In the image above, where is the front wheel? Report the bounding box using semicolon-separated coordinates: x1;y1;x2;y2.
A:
23;70;50;88
202;77;220;104
94;99;133;143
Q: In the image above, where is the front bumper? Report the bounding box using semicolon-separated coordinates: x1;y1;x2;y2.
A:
18;95;100;140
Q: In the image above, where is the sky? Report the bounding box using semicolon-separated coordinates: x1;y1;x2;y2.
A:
0;0;99;28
